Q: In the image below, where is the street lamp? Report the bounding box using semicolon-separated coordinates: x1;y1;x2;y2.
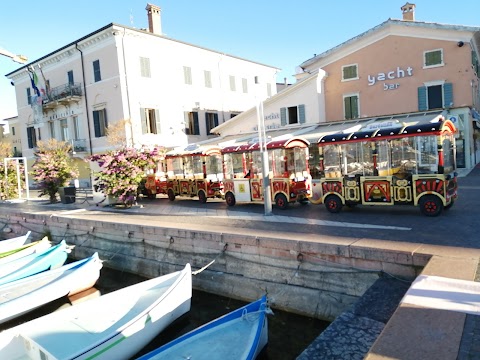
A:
0;47;28;64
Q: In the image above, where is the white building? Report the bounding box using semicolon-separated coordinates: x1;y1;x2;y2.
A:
6;4;279;186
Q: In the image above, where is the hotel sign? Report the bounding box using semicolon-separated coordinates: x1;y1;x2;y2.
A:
367;66;413;90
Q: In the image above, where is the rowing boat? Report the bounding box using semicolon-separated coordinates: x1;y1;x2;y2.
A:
0;252;102;324
0;263;192;360
0;240;69;286
137;295;269;360
0;237;51;266
0;231;31;256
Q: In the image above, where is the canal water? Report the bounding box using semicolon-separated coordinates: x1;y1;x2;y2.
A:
0;265;329;360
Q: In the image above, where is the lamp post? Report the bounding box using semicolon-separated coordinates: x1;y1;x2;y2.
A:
256;96;272;216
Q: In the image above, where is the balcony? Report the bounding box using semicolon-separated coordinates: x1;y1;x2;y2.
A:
70;139;88;154
43;83;83;110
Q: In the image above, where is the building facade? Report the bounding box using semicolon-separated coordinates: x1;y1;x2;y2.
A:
6;4;279;186
212;3;480;172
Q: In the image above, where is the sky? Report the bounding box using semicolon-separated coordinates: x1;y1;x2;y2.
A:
1;0;479;123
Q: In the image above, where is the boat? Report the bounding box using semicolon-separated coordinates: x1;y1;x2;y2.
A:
0;252;102;324
137;295;270;360
0;240;69;286
0;263;192;360
0;231;31;256
0;237;51;266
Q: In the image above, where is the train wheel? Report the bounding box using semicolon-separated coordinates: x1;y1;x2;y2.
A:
419;195;443;217
167;189;176;201
225;192;236;207
275;193;289;210
324;195;343;213
198;190;207;203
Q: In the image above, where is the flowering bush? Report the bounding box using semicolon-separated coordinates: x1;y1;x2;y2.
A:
0;143;25;200
88;147;161;206
30;139;79;203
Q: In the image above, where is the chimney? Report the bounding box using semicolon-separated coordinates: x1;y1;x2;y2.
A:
401;2;416;21
146;3;162;35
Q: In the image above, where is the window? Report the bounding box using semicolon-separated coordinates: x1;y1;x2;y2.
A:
424;49;443;68
93;108;108;137
342;64;358;81
140;108;161;134
49;121;56;139
184;66;192;85
205;112;218;134
186;112;200;135
267;83;272;97
229;75;236;91
60;119;69;141
93;60;102;82
417;82;453;111
343;94;359;120
67;70;74;85
242;78;248;93
280;105;306;125
27;88;31;105
140;57;151;78
204;70;212;88
27;126;37;148
11;127;15;136
73;116;80;140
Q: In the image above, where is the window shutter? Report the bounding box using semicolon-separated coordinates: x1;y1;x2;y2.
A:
93;111;101;137
417;87;427;111
344;97;352;119
443;83;453;107
214;113;219;127
298;104;306;124
140;108;147;134
351;96;359;118
193;112;199;135
280;107;287;126
27;128;33;148
155;109;161;134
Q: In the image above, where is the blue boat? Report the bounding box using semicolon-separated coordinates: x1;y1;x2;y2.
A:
0;240;69;286
137;295;269;360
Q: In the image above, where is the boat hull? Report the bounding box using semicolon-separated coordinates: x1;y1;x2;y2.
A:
0;263;192;360
138;294;269;360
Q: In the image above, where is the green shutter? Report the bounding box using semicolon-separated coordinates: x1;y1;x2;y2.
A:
351;96;359;118
193;112;199;135
93;111;101;137
417;87;427;111
280;107;287;126
298;104;306;124
214;113;219;127
344;97;352;119
140;108;147;134
443;83;453;107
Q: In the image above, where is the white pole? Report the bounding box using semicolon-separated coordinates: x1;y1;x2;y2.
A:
256;100;272;215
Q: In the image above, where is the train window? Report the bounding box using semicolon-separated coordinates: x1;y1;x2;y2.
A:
416;136;438;174
443;134;455;173
323;145;342;178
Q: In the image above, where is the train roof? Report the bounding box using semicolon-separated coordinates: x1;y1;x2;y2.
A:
221;137;310;153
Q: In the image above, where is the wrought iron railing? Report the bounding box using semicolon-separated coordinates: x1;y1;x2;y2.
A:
43;82;83;103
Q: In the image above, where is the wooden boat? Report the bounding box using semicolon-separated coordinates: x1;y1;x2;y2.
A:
137;295;269;360
0;240;69;286
0;252;102;324
0;231;31;256
0;237;51;266
0;263;192;360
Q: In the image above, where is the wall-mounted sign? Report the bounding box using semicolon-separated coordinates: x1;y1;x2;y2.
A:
362;120;401;131
264;112;280;121
368;66;413;86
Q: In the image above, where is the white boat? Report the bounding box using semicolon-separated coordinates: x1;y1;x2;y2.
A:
0;237;51;266
0;263;192;360
0;231;31;254
0;252;102;324
137;295;269;360
0;240;69;286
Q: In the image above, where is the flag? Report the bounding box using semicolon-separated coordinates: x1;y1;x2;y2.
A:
28;67;40;97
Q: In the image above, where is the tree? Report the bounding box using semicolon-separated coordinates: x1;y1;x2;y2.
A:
88;146;161;207
30;139;79;203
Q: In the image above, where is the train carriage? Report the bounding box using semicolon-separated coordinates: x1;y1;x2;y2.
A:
222;137;312;209
144;144;223;203
315;115;458;216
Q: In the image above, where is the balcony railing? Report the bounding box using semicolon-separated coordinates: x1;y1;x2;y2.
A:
43;82;83;109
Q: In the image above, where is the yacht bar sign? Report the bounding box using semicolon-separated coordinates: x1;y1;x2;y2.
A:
368;66;413;90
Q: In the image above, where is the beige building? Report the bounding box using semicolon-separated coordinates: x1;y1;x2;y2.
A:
212;3;480;171
1;116;22;157
5;4;279;187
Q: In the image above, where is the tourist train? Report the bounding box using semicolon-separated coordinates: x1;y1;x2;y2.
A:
143;114;458;216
